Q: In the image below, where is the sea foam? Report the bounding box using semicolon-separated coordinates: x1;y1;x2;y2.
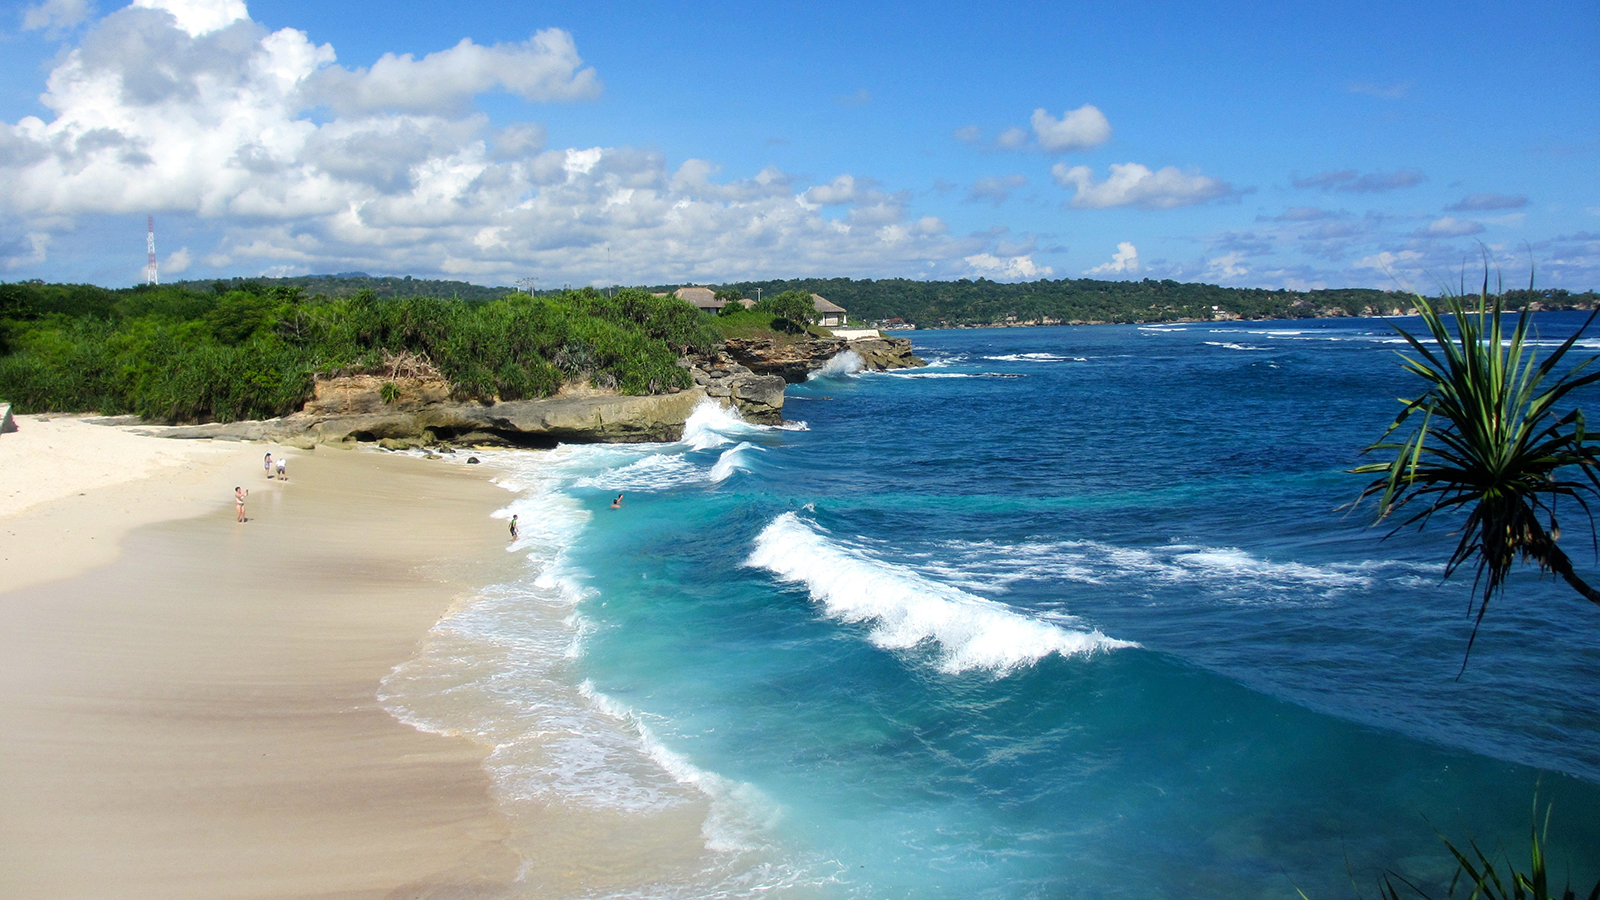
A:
809;350;864;379
746;512;1134;674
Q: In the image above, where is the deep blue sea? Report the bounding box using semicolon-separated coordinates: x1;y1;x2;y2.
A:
385;316;1600;899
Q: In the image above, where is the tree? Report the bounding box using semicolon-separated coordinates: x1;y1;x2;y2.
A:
1353;275;1600;670
756;289;817;333
713;287;744;302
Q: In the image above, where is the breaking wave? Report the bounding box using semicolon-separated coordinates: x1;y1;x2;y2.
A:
746;513;1134;674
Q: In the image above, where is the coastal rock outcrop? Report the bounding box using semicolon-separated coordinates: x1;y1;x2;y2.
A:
114;334;919;446
683;360;788;424
722;335;924;383
135;383;718;448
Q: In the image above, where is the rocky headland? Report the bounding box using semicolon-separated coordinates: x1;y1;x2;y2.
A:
127;334;921;448
720;335;924;383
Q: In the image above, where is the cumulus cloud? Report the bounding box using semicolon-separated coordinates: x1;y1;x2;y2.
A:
162;245;192;274
1446;193;1527;211
1029;105;1111;153
957;104;1111;154
132;0;244;35
995;127;1029;149
964;253;1052;279
1085;241;1138;277
1205;251;1248;281
1292;168;1426;193
22;0;94;32
1051;162;1239;209
802;174;865;206
1;0;1033;285
965;174;1026;206
303;29;602;116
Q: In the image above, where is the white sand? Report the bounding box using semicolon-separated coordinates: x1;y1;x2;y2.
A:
0;414;299;593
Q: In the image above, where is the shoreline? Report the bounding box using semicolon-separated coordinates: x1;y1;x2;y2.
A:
0;427;529;898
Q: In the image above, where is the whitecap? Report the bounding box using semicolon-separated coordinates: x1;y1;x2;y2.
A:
746;513;1134;674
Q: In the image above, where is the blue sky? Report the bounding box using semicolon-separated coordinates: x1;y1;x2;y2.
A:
0;0;1595;290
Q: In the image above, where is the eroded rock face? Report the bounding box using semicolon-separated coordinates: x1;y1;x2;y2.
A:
686;359;788;424
134;387;720;448
302;375;453;415
722;335;924;383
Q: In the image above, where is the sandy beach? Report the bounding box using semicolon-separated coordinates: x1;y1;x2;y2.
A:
0;417;528;899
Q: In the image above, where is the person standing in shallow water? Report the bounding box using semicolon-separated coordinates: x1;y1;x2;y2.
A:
508;515;519;540
235;486;248;523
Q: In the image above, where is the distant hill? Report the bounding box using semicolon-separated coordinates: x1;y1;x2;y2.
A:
168;273;515;302
692;277;1600;327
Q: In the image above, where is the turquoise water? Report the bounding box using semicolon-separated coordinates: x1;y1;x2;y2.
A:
389;317;1600;899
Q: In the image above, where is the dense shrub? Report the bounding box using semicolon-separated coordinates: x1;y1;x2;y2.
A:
0;281;718;421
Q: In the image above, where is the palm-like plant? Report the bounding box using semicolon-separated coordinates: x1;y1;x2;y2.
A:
1353;275;1600;669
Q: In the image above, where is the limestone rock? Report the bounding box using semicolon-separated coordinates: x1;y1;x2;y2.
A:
722;335;925;383
130;386;720;447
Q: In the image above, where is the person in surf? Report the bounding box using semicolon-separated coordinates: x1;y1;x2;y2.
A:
610;493;622;509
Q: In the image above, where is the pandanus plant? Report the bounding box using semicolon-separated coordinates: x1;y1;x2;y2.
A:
1353;274;1600;671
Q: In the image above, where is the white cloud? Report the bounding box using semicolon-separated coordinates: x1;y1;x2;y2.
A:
952;125;981;145
1029;105;1111;153
802;174;862;206
1205;251;1247;281
1418;216;1485;238
0;1;1041;285
1085;241;1138;276
303;29;601;116
964;253;1052;279
131;0;245;36
1052;162;1238;209
1354;249;1424;271
22;0;93;32
162;245;192;274
995;127;1029;149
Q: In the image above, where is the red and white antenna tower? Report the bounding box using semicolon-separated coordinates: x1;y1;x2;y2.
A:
145;216;158;285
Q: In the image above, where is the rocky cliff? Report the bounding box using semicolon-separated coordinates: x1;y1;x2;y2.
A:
722;335;924;383
135;366;788;448
122;334;917;447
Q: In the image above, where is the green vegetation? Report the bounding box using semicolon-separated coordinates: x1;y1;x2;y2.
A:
688;277;1599;328
1353;275;1600;673
0;281;716;423
1372;810;1600;900
1309;799;1599;900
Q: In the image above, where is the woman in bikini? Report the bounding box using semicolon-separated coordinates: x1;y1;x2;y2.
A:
235;486;249;522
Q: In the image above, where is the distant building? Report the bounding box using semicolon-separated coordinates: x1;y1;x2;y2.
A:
674;286;724;313
811;294;846;327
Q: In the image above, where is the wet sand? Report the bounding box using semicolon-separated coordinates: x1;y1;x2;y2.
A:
0;444;527;899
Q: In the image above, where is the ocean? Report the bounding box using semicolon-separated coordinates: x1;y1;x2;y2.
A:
382;315;1600;899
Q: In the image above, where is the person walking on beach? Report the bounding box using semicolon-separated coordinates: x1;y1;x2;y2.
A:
276;456;287;480
264;452;273;479
611;493;623;509
235;486;249;523
508;514;519;541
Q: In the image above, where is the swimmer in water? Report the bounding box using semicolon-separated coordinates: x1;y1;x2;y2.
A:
610;493;622;509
